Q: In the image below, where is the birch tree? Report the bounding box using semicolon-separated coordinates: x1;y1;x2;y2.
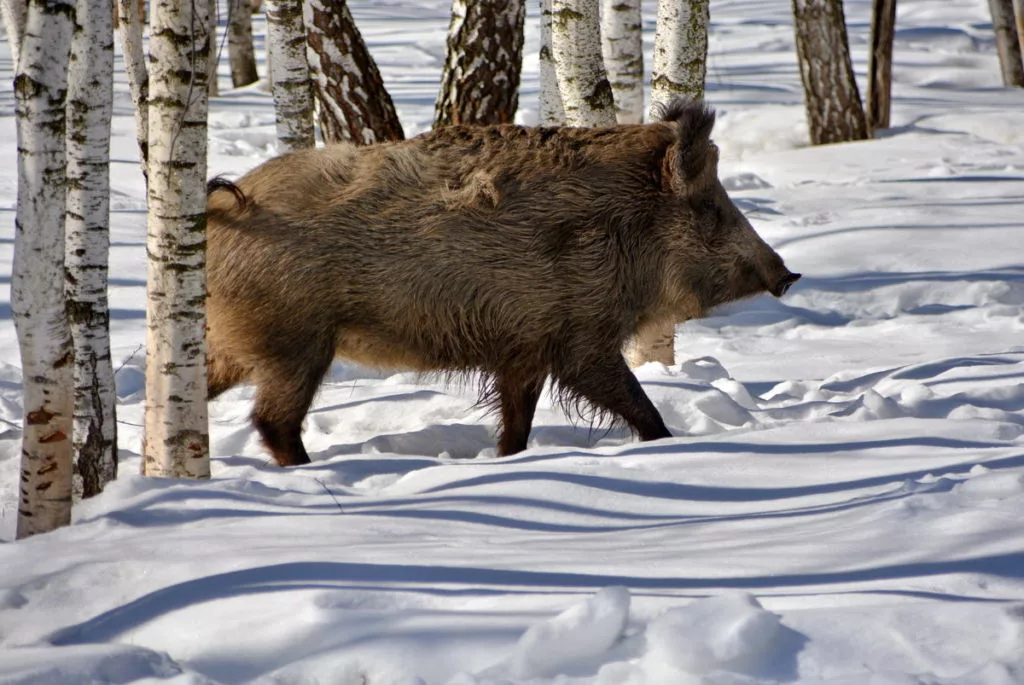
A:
648;0;708;118
601;0;643;124
434;0;526;127
539;0;564;125
866;0;897;132
208;0;219;97
265;0;315;150
988;0;1024;86
550;0;616;126
228;0;259;87
143;0;212;479
66;0;118;498
1;0;26;67
12;0;76;538
792;0;869;144
117;0;150;180
304;0;404;144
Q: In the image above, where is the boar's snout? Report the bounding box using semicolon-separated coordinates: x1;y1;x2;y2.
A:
771;271;801;298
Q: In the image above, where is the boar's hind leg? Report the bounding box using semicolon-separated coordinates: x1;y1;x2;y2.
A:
555;357;672;443
250;339;334;467
496;373;545;456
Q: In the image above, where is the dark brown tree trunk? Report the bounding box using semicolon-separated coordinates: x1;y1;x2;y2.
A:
792;0;869;145
866;0;896;132
228;0;259;87
1015;0;1024;60
303;0;404;144
989;0;1024;86
434;0;525;127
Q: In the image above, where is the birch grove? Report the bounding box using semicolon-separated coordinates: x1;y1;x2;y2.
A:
434;0;526;127
143;0;212;479
538;0;564;125
648;0;709;118
792;0;869;144
11;0;76;538
66;0;118;498
550;0;616;126
600;0;643;124
265;0;316;150
304;0;404;144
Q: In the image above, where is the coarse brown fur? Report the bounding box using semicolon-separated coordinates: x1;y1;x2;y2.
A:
205;99;800;466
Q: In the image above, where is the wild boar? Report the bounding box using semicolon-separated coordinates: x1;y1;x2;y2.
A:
205;99;800;466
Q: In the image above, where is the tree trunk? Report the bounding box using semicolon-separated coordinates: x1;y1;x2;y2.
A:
989;0;1024;86
143;0;211;479
208;0;219;97
1015;0;1024;59
265;0;315;150
550;0;616;127
538;0;564;125
792;0;869;145
648;0;707;118
66;0;118;499
304;0;404;144
434;0;526;127
12;0;75;539
601;0;643;124
866;0;897;132
1;0;26;67
117;0;149;181
228;0;259;87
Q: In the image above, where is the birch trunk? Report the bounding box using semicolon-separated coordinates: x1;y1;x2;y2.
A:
265;0;315;150
1;0;26;67
434;0;526;127
66;0;118;499
143;0;211;479
1016;0;1024;60
538;0;564;125
117;0;149;180
304;0;404;144
550;0;616;126
13;0;75;539
228;0;259;87
208;0;219;97
601;0;643;124
866;0;897;132
988;0;1024;86
792;0;869;144
649;0;708;118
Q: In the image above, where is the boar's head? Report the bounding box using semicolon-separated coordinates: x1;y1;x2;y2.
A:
655;100;800;317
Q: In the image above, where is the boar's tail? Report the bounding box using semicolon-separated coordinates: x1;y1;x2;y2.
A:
207;175;248;212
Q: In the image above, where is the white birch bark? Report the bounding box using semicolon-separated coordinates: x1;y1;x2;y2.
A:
143;0;211;479
1;0;26;67
117;0;150;179
551;0;616;126
265;0;315;150
66;0;118;499
648;0;709;119
12;0;75;538
538;0;564;125
601;0;643;124
228;0;259;87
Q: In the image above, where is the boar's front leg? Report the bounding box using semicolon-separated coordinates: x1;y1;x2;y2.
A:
496;373;545;456
555;355;672;443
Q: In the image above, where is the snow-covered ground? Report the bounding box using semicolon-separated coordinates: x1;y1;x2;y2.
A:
2;0;1024;683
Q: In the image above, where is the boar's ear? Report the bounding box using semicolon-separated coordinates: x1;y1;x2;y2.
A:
657;98;718;191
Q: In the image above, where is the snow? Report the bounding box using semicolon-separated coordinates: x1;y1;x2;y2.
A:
1;0;1024;683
